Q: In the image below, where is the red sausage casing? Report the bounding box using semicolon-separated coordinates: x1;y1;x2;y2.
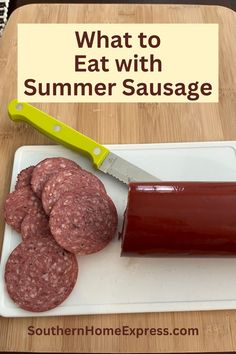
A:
121;182;236;256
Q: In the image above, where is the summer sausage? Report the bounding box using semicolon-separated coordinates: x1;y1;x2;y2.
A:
121;182;236;256
31;157;81;197
49;192;118;255
4;186;42;232
42;169;106;215
5;236;78;312
21;208;50;240
15;166;34;190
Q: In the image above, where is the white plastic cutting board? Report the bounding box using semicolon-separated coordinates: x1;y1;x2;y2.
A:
1;141;236;317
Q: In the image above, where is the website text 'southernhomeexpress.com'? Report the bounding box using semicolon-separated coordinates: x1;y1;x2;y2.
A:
27;325;199;338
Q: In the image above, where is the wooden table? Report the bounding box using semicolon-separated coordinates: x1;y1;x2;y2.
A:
0;4;236;353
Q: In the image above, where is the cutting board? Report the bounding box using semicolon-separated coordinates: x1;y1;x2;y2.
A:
0;3;236;353
3;142;236;318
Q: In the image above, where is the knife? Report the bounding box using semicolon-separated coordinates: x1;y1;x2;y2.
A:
8;99;159;184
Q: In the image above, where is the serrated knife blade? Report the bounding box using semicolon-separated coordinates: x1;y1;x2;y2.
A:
99;151;159;184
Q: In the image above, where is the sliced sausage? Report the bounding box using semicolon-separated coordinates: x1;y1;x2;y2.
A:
4;186;42;232
42;169;106;215
15;166;34;190
21;208;50;240
49;192;118;255
31;157;81;197
5;236;78;312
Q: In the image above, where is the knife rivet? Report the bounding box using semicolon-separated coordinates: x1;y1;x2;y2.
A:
93;147;101;155
15;103;23;110
53;125;61;132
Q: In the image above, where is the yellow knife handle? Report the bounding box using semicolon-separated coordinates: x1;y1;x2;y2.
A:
8;99;109;168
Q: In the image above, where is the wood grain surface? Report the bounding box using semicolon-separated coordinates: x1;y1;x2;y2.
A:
0;4;236;353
